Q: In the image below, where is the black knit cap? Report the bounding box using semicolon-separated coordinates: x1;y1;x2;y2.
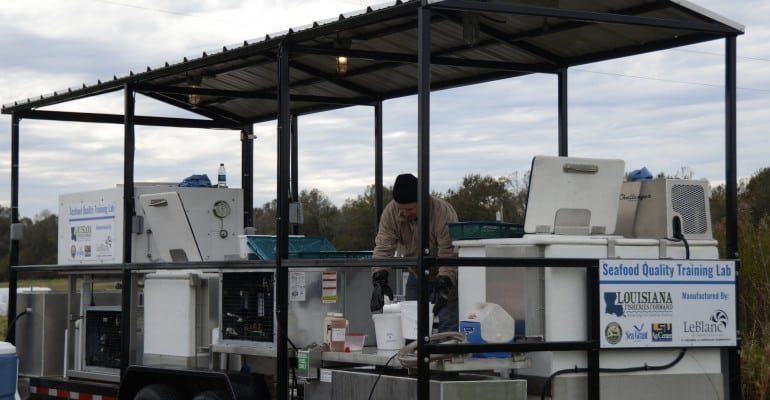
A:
392;173;418;203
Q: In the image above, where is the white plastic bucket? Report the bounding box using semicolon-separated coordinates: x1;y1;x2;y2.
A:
372;313;404;350
400;301;433;340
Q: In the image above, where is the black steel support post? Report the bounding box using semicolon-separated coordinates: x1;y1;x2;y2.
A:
417;3;432;400
724;35;741;400
586;264;600;399
291;114;299;235
558;68;568;156
7;114;20;344
242;124;255;229
276;41;292;400
123;84;136;263
121;83;136;374
374;101;384;228
724;37;739;268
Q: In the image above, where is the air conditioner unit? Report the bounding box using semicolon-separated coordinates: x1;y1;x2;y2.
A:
84;306;122;370
220;272;275;345
619;179;713;240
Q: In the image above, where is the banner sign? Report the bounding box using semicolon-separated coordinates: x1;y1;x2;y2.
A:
65;200;117;262
599;259;736;348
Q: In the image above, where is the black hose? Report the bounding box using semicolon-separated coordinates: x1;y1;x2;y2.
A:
540;348;687;400
284;336;300;400
367;352;399;400
5;309;30;342
670;216;690;259
680;235;690;259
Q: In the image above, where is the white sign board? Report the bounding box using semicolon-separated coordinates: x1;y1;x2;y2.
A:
599;259;736;348
59;189;120;264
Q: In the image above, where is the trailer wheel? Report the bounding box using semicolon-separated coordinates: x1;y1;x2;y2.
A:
133;383;185;400
192;390;229;400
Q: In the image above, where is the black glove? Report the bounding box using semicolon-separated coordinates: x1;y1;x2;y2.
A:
430;275;452;315
370;270;394;312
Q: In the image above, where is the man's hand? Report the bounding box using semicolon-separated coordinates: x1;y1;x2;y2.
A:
370;270;394;312
430;275;452;314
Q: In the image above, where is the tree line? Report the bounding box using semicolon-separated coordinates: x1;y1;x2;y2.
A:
253;173;530;251
2;169;769;266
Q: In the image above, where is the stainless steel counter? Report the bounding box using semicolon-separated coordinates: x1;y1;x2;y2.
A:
322;347;404;368
321;346;530;372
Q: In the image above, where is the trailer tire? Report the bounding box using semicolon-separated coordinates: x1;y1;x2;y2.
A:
133;383;185;400
192;390;229;400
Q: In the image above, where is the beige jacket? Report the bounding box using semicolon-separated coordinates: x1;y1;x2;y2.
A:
372;196;458;285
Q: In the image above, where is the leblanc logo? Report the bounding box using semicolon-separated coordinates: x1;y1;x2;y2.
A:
683;309;729;334
710;309;729;329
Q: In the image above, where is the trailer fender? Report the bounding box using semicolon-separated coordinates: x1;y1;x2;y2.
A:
133;384;185;400
192;390;229;400
118;366;269;400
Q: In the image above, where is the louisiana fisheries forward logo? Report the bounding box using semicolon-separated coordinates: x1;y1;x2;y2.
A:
604;291;673;317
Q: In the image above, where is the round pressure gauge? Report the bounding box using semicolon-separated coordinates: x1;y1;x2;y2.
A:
213;200;231;219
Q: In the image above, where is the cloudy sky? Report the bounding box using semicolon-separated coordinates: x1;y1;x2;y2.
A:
0;0;767;219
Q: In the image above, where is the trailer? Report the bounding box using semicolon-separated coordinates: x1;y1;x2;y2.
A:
2;1;743;399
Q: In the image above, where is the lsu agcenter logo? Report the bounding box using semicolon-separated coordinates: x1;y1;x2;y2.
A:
605;322;623;345
652;322;673;342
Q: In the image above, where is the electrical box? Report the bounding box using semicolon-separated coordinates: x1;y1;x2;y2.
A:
143;271;219;367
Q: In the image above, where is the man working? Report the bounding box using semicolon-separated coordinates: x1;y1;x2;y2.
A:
370;173;459;332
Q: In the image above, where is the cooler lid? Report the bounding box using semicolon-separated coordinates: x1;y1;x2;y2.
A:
524;156;625;235
0;341;16;355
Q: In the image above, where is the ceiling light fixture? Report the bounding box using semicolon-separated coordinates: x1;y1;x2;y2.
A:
336;56;349;75
462;13;480;46
334;32;352;76
187;74;202;107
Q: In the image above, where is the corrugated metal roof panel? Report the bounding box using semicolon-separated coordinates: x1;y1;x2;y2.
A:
2;0;743;123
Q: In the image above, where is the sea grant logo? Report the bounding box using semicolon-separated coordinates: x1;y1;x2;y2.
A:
625;323;648;343
652;323;673;342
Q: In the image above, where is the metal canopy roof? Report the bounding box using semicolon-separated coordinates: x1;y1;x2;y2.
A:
1;0;743;125
2;2;745;398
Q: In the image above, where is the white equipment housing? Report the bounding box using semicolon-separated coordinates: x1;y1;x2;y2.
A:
58;184;244;264
457;156;725;400
617;179;713;240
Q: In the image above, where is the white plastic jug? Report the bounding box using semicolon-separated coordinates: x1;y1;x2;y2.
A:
464;302;515;343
